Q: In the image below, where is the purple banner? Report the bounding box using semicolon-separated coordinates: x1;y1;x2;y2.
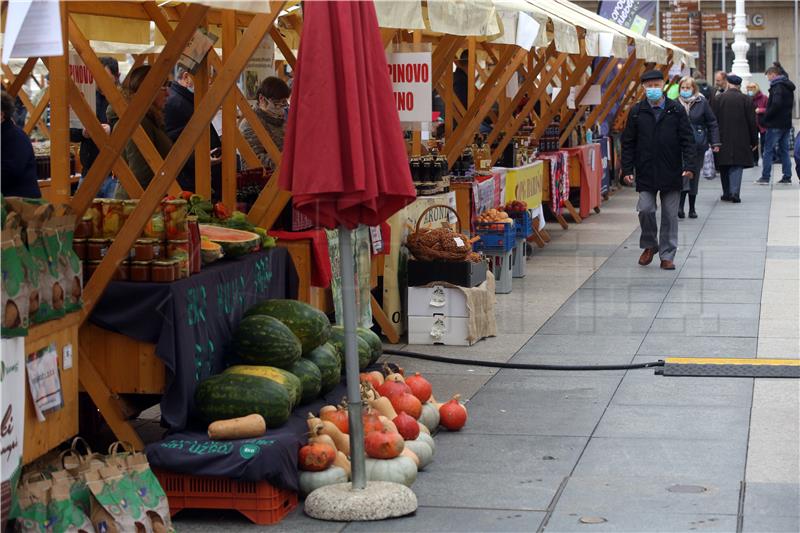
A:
597;0;656;35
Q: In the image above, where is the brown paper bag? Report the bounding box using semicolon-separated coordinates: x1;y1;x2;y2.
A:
2;213;31;337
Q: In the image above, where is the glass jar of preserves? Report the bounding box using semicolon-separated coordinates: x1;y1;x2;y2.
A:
87;238;110;261
87;199;103;237
100;199;125;238
112;261;129;281
142;207;166;240
151;260;176;283
74;216;93;239
130;261;151;282
133;238;158;262
73;239;88;261
163;199;189;240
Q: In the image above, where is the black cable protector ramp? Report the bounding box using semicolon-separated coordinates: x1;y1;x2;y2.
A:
382;349;665;371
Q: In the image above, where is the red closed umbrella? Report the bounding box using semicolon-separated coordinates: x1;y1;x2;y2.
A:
279;1;416;491
279;1;416;229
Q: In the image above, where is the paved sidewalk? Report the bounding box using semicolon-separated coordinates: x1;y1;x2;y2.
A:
176;168;799;532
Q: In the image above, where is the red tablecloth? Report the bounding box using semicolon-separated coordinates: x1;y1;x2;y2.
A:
270;223;390;288
564;145;602;218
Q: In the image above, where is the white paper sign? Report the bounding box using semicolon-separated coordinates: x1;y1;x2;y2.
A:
506;72;520;99
388;51;432;123
69;51;96;129
598;33;614;57
1;0;63;64
1;338;25;486
242;34;275;104
26;343;63;422
552;85;602;109
515;11;541;51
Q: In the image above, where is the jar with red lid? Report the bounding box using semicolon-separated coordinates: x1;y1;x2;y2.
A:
151;260;176;283
130;261;151;282
87;238;109;261
73;239;88;261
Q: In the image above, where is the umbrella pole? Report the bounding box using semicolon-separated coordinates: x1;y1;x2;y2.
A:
339;226;367;490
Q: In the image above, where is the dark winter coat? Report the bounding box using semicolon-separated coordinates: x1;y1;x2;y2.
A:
679;94;720;177
711;88;758;168
621;97;696;193
1;119;41;198
164;83;222;197
69;90;110;175
762;76;796;130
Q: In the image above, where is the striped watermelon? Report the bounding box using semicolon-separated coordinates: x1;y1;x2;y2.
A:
224;365;302;409
329;326;372;371
289;358;322;405
305;343;341;394
233;315;301;369
357;327;383;365
194;374;291;428
199;224;260;257
244;299;331;354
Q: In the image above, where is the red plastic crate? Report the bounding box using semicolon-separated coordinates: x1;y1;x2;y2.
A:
154;468;298;525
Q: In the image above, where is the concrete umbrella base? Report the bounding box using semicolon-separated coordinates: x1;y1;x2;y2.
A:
304;481;417;521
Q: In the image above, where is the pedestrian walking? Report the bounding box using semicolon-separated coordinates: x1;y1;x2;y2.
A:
677;76;720;219
711;70;728;104
756;62;795;184
746;81;768;166
622;70;695;271
711;74;757;203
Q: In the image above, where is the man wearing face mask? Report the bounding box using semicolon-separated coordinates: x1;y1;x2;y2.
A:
240;77;290;170
621;70;695;270
165;66;222;197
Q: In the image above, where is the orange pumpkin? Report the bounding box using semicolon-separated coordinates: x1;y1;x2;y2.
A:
298;442;337;471
321;406;349;434
390;392;422;419
364;428;405;459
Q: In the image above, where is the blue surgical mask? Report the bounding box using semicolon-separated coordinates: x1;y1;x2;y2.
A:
679;90;693;99
747;91;755;96
645;87;663;101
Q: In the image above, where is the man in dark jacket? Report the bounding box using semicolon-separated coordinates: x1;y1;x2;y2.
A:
756;62;796;184
622;70;695;270
164;66;222;198
711;74;758;202
1;90;41;198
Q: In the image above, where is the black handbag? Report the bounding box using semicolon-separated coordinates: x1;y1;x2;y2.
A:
692;124;708;147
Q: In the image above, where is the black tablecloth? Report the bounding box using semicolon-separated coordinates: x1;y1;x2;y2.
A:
90;248;296;431
145;383;347;492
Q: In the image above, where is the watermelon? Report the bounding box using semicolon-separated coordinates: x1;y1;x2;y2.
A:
289;358;322;405
329;327;372;372
233;315;301;369
305;343;341;395
357;327;383;365
244;299;331;354
195;374;291;428
199;224;260;257
224;365;302;408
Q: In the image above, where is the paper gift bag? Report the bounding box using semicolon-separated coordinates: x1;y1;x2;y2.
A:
106;442;172;533
47;475;94;533
2;213;32;338
85;464;149;533
15;474;52;533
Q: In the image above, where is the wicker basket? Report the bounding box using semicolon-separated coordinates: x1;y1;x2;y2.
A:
406;205;474;262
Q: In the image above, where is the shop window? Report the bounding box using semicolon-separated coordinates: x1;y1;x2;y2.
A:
712;38;777;74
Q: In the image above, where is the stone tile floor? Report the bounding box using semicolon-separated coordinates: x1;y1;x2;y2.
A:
175;168;799;532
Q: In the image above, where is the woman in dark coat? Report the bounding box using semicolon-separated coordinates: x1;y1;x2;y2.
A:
1;90;41;198
676;76;720;218
710;75;758;203
746;81;768;165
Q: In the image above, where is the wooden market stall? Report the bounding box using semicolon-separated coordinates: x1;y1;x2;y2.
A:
2;0;694;459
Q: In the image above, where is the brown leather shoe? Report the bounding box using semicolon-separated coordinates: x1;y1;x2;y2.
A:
638;248;657;266
660;259;676;270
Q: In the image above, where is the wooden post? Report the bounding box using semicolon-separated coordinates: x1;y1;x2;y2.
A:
467;37;476;108
411;30;422;156
46;2;70;204
222;9;237;209
581;54;638;133
194;21;212;199
531;55;593;140
7;57;37;97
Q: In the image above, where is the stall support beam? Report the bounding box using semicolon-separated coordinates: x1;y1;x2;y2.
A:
271;27;297;68
532;55;593;141
1;66;50;137
582;55;639;134
558;58;617;146
6;57;38;97
194;20;213;199
604;60;650;129
46;2;71;204
222;9;238;209
467;38;476;109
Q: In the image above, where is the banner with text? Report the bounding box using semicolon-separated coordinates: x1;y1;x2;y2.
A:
69;50;96;129
503;161;544;210
388;50;432;123
597;0;656;35
1;337;25;524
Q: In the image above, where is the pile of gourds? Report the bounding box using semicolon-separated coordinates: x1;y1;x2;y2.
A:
296;365;468;496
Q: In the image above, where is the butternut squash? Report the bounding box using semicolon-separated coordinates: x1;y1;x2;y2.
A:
369;396;398;419
207;414;266;440
379;415;399;434
308;424;337;450
307;414;322;434
333;451;351;478
320;420;350;456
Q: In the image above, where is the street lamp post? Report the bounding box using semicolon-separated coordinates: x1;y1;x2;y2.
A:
730;0;751;83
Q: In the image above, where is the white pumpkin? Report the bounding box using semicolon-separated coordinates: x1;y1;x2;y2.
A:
364;457;417;487
299;466;348;496
418;401;440;431
404;438;433;469
418;421;430;435
416;431;436;454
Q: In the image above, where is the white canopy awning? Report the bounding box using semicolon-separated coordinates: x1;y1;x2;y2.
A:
374;0;500;36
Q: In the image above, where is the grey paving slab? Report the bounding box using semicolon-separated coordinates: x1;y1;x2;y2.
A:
554;300;662;319
538;315;655;336
611;374;753;407
517;334;645;358
342;507;547;532
482;371;622;398
594;404;752;442
679;257;767;280
636;334;758;358
649;316;759;337
462;388;612;437
573;437;747;481
545;511;736;532
570;285;670;303
742;514;800;533
549;475;741;518
665;278;764;304
589;265;682;280
505;352;635;377
410;471;563;511
430;433;586;477
743;482;800;518
174;508;346;533
656;302;761;320
581;276;676;291
766;245;800;260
